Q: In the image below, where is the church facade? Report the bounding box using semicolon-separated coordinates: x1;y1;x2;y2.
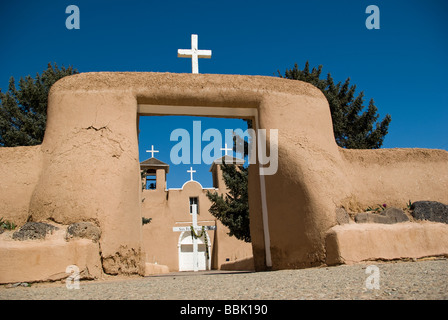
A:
140;155;253;272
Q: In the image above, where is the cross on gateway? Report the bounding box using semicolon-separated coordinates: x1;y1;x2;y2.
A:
146;145;159;158
177;34;212;74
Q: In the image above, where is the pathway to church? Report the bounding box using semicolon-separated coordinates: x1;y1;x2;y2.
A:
1;258;447;300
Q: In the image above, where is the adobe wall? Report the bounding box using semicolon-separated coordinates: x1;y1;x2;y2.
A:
0;146;42;225
0;72;447;276
339;148;448;211
326;222;448;265
0;229;102;283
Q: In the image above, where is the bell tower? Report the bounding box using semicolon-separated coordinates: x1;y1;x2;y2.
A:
140;157;170;191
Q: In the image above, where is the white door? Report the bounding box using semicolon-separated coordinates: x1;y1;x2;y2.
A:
178;232;207;271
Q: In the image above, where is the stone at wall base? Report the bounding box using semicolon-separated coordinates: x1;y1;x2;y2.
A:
355;207;409;224
411;201;448;224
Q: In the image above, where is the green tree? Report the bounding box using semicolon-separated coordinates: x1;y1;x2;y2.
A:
0;63;78;147
279;61;391;149
206;161;251;243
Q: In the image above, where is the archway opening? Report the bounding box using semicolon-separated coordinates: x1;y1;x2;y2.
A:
136;104;270;272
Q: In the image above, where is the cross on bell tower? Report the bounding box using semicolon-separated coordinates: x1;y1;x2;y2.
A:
146;145;159;158
221;143;232;156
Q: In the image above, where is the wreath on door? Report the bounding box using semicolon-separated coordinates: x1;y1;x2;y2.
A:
190;225;210;260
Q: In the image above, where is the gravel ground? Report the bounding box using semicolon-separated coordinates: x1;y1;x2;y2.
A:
1;258;447;300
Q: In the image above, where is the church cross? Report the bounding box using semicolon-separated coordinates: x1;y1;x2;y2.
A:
178;34;212;74
221;143;232;156
146;145;159;158
187;167;196;181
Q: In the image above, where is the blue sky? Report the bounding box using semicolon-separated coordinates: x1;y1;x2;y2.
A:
1;0;447;188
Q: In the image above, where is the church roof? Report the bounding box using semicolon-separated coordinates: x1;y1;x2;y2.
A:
140;157;170;173
209;155;245;172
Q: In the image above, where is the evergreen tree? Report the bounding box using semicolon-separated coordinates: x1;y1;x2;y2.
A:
206;162;250;242
0;63;78;147
279;61;391;149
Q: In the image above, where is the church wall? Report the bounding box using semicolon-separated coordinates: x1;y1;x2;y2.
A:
141;180;253;271
141;187;177;269
166;181;215;223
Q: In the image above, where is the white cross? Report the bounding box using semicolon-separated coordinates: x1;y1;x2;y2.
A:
187;167;196;181
178;34;212;74
146;145;159;158
220;143;232;156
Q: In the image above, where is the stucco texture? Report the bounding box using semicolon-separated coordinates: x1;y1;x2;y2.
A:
326;222;448;265
1;72;447;278
0;227;102;284
0;146;42;225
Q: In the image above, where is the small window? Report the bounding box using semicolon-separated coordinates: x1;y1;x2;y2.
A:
146;174;156;190
189;197;199;214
